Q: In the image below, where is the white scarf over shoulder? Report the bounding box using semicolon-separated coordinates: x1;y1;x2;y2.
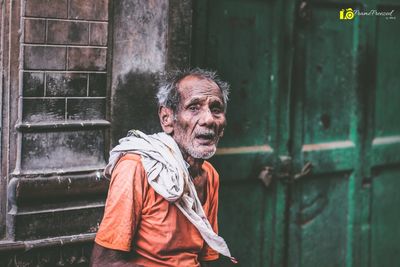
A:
104;130;235;262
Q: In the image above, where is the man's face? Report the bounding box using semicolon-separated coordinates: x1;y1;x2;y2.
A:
171;75;226;159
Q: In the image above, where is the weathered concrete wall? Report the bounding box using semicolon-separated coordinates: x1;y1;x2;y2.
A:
112;0;168;75
110;0;193;145
0;0;194;265
21;0;109;173
166;0;193;70
110;0;168;143
0;0;112;264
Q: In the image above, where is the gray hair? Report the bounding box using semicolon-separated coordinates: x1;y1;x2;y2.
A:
156;68;230;112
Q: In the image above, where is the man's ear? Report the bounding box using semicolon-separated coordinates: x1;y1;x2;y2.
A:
159;106;174;134
219;128;225;138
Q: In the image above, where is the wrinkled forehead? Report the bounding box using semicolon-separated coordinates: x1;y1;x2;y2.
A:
176;75;223;101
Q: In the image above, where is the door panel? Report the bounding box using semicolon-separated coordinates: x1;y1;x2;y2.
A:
371;5;400;266
371;8;400;167
290;173;349;267
195;0;273;148
302;6;355;145
192;0;285;266
294;3;357;173
218;180;269;266
192;0;400;266
289;2;359;267
371;167;400;267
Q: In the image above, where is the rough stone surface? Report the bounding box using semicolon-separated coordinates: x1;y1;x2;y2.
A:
24;46;66;70
112;0;168;75
22;99;65;122
21;130;106;171
69;0;109;21
24;19;46;43
23;72;45;97
112;72;161;146
67;99;106;120
90;23;108;46
47;20;89;45
68;47;107;71
110;0;169;145
89;73;107;96
46;73;87;97
7;0;113;262
166;0;192;69
25;0;68;18
15;206;103;240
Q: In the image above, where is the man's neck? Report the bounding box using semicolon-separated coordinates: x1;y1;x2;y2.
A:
183;154;204;178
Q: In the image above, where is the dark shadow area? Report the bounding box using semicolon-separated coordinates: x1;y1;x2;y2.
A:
111;71;162;147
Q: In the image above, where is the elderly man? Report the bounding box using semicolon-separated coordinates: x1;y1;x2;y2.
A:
90;69;235;267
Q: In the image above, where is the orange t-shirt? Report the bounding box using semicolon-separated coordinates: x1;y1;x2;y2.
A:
95;154;219;266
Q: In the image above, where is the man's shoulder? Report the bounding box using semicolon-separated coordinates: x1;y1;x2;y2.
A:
203;160;218;173
118;153;142;163
203;160;220;185
114;153;145;173
110;153;148;188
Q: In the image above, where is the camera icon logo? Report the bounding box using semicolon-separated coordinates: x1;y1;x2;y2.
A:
340;8;355;20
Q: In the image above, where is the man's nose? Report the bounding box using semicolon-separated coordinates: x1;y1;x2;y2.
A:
198;108;214;126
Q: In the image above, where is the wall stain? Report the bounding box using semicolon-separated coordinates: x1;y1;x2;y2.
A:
111;71;161;147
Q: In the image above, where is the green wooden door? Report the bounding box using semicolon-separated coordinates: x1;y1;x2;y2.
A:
368;1;400;267
192;0;400;266
192;0;292;266
288;2;359;266
289;1;400;267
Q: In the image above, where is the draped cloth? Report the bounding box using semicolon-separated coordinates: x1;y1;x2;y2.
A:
104;130;236;262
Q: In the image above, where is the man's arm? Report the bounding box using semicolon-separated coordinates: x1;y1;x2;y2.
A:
90;243;144;267
92;156;145;266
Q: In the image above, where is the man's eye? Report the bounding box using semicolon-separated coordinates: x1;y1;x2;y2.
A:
188;105;200;111
211;107;223;114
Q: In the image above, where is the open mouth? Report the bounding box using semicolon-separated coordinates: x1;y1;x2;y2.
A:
195;133;216;144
